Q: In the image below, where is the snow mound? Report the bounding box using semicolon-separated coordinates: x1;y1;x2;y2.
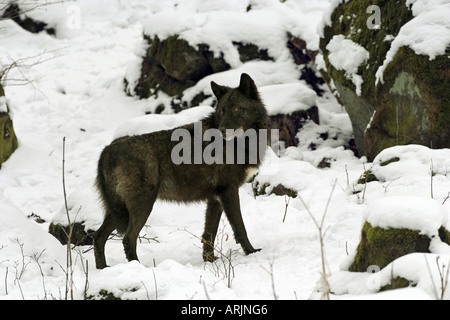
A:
364;196;447;237
372;144;450;182
259;83;317;116
113;106;214;139
330;253;450;299
51;185;103;231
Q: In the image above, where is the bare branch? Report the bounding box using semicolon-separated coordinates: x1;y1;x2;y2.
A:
298;179;337;300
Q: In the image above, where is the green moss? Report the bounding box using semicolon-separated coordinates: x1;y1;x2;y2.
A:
357;170;378;184
364;46;450;159
320;0;414;99
379;157;400;166
380;46;450;148
349;222;430;272
380;277;414;291
0;112;18;167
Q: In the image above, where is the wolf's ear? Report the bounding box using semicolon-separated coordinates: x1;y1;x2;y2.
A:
211;81;227;99
238;73;259;99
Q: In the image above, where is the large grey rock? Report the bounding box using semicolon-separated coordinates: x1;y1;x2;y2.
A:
319;0;450;160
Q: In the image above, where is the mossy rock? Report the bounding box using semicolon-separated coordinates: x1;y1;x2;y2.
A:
349;222;450;272
252;181;297;198
132;35;230;99
48;222;94;246
287;32;326;96
233;41;273;63
86;290;121;300
380;277;415;291
0;111;18;168
319;0;450;160
367;48;450;160
2;3;55;35
0;81;19;168
270;106;319;148
357;170;378;185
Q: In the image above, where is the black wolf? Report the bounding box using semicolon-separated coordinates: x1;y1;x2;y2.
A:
93;73;269;269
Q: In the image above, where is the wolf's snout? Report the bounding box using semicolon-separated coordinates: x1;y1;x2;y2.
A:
219;127;245;141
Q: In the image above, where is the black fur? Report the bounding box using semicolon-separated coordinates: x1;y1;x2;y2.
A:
93;73;269;269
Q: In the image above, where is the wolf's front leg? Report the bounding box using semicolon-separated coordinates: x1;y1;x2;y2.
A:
219;187;261;256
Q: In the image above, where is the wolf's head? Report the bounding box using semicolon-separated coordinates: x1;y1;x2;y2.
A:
211;73;268;140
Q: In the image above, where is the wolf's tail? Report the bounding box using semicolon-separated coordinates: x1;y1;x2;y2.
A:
96;150;129;234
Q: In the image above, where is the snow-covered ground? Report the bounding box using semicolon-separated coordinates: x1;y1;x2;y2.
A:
1;0;449;301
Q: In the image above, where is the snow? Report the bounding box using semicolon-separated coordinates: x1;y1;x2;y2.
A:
259;83;317;116
330;253;450;299
0;0;450;301
0;96;8;113
364;196;446;237
317;0;350;38
113;106;215;139
326;35;369;96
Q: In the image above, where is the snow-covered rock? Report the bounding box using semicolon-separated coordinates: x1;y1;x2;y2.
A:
319;0;450;160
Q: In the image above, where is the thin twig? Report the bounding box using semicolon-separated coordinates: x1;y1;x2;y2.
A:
202;281;211;300
443;192;450;205
61;137;74;300
32;249;47;300
430;159;434;199
282;195;290;223
424;255;439;300
141;281;150;300
261;260;278;300
298;179;337;300
152;268;158;300
4;267;8;295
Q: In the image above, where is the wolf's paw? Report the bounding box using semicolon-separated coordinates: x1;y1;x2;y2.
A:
203;252;218;263
244;247;261;255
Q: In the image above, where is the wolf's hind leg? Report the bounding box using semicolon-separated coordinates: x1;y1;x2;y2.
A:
122;192;157;263
93;213;116;269
202;198;223;262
